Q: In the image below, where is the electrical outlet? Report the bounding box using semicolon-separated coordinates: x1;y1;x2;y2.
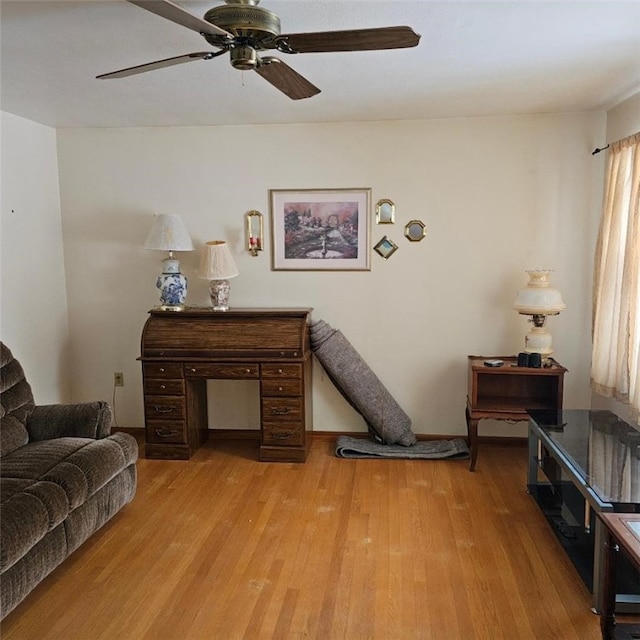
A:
114;372;124;387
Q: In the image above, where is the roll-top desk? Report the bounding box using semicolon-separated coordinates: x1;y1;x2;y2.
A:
139;307;313;462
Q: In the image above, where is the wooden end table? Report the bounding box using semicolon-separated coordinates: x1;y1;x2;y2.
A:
465;355;566;471
598;513;640;639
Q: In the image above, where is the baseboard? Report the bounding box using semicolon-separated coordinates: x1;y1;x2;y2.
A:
477;435;527;447
114;427;526;448
209;429;261;441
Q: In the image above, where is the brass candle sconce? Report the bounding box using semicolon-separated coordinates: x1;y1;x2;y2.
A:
246;210;264;257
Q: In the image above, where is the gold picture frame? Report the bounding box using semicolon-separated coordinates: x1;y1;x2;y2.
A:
374;236;398;259
404;220;427;242
375;199;395;224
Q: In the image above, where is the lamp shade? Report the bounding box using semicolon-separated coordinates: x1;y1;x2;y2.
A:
144;214;194;252
198;241;239;280
513;269;566;315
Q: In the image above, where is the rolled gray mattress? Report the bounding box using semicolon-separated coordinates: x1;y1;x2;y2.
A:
309;319;416;447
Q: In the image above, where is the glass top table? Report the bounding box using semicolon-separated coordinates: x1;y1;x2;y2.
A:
527;409;640;614
527;409;640;507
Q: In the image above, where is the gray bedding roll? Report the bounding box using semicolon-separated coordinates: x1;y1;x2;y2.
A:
310;320;416;446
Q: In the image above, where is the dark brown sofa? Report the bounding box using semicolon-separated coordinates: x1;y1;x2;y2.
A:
0;343;138;619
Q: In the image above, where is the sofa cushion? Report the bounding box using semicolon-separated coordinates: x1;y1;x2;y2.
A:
0;524;67;618
0;478;69;573
0;433;138;511
64;467;137;554
0;344;34;457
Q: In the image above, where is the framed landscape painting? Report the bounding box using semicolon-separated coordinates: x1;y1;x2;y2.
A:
270;188;371;271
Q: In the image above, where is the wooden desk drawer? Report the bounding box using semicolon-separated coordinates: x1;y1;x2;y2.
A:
261;363;303;378
144;379;185;395
146;419;187;444
261;379;302;397
262;423;303;446
144;396;186;420
261;397;303;422
185;363;259;379
143;363;183;379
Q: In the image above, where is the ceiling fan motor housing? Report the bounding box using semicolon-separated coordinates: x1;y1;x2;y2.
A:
203;3;281;48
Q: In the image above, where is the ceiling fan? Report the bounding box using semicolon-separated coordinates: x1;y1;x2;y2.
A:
97;0;421;100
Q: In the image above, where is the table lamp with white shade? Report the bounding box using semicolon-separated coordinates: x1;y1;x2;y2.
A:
198;241;239;311
144;214;194;311
513;269;566;357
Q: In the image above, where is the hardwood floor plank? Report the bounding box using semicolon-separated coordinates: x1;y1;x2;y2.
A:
1;439;603;640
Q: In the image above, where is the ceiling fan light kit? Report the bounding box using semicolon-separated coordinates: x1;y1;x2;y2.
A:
98;0;421;100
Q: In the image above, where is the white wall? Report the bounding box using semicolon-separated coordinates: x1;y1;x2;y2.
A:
0;111;70;402
56;111;605;437
606;91;640;144
591;90;640;426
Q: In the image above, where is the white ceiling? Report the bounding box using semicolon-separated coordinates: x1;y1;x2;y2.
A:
1;0;639;129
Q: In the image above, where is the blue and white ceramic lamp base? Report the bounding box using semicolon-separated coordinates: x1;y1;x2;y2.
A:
156;258;188;311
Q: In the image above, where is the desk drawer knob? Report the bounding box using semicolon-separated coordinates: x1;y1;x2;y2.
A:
191;368;197;373
159;367;165;373
160;384;166;390
278;368;283;374
278;386;284;392
246;369;251;374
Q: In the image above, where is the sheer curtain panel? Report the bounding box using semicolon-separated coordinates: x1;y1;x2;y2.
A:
591;132;640;420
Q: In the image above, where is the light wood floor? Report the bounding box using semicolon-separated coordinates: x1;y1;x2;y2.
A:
1;437;610;639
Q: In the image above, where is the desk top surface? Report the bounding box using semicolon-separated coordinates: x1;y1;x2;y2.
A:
149;307;313;317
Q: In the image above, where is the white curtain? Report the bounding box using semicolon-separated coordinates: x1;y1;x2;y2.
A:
588;420;634;503
591;132;640;421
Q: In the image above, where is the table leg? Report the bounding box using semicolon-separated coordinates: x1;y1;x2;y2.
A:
594;517;606;615
527;422;539;488
600;529;618;640
466;408;478;471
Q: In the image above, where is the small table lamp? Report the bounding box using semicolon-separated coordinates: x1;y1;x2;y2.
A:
198;241;239;311
513;269;566;357
144;214;194;311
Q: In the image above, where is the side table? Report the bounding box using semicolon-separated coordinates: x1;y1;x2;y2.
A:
598;513;640;639
465;355;566;471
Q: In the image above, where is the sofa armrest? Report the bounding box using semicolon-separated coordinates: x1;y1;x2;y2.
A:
26;401;112;441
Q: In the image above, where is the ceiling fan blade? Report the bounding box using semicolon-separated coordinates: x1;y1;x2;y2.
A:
255;57;320;100
97;51;217;79
278;26;420;53
127;0;233;39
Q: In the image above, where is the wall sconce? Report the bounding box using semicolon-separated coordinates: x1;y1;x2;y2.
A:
246;210;264;257
513;269;566;357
